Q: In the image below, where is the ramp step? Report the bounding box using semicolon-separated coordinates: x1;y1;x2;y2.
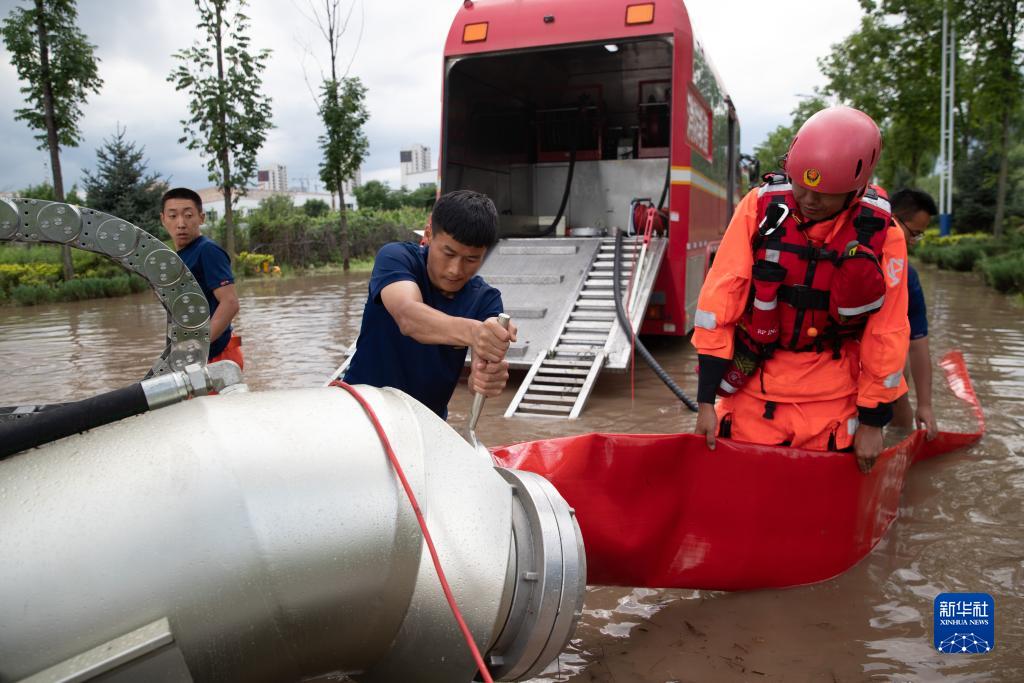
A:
555;350;603;359
535;367;590;377
534;376;586;386
584;279;631;288
570;312;616;322
575;300;616;309
527;383;580;394
579;290;614;299
517;402;573;413
564;321;614;331
541;358;595;367
503;306;548;319
524;393;577;404
560;331;607;341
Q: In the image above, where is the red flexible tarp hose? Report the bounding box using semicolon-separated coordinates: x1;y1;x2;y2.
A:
491;351;984;590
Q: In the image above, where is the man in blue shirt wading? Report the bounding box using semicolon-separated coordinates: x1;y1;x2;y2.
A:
343;190;517;419
161;187;243;369
890;188;937;439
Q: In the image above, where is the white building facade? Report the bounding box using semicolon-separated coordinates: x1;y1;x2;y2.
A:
400;145;434;189
257;165;288;193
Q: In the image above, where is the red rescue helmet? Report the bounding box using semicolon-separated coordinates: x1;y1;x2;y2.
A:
784;106;882;194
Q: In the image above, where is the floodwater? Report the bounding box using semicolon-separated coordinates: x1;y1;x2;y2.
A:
1;264;1021;681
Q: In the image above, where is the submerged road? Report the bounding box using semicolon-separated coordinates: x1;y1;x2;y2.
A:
1;263;1021;681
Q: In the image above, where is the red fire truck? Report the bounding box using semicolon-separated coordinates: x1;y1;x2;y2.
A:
439;0;751;416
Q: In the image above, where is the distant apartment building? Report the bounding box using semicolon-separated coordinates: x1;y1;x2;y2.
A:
257;164;288;193
400;145;435;189
198;186;356;222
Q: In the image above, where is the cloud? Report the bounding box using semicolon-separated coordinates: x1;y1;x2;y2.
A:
0;0;862;194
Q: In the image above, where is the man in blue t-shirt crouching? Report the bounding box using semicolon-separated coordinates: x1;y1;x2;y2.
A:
890;188;937;439
162;187;243;369
343;190;516;419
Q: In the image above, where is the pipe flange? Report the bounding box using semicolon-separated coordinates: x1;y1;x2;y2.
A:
487;468;586;681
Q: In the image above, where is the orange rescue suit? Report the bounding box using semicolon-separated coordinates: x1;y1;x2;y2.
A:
692;186;909;449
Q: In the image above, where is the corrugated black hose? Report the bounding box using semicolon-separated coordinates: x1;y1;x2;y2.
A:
614;229;699;412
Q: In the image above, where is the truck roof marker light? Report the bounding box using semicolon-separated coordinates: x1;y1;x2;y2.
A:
463;22;488;43
625;3;655;25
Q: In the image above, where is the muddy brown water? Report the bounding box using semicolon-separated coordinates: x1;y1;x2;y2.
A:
1;264;1021;681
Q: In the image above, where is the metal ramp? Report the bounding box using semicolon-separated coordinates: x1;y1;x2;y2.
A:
504;235;667;418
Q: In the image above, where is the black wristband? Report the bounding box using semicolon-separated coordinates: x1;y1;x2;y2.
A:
697;354;730;404
858;401;894;428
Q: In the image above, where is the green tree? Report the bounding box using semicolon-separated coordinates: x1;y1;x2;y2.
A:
319;77;369;270
818;1;943;189
81;126;169;237
19;181;84;205
305;0;369;271
354;180;396;210
816;0;1024;233
406;183;438;209
168;0;273;260
2;0;102;280
303;198;331;217
960;0;1024;236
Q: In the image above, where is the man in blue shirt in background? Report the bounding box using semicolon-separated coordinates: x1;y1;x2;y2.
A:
890;188;937;439
162;187;243;369
344;190;516;419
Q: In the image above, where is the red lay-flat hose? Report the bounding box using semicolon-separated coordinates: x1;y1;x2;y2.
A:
330;381;495;683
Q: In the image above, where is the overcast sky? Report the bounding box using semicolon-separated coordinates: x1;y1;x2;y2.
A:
0;0;862;195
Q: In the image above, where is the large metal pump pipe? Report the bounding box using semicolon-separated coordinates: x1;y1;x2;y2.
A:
0;386;585;682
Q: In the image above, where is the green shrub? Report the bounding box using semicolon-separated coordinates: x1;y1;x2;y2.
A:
10;283;56;305
979;251;1024;294
236;251;276;276
0;263;63;290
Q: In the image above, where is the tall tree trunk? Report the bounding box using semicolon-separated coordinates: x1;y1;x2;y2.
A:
992;107;1010;238
35;0;73;281
337;180;350;271
214;2;235;260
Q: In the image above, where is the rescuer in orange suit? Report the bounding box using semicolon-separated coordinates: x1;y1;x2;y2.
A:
692;106;909;473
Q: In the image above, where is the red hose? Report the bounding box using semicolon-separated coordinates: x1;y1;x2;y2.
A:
330;381;495;683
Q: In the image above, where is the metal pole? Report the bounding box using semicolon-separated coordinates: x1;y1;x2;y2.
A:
938;6;947;231
947;20;956;221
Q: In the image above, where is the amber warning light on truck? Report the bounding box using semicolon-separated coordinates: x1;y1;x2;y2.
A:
463;22;488;43
625;3;655;25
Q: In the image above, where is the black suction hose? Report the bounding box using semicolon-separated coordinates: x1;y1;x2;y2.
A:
657;160;670;212
613;229;698;412
0;383;150;460
544;121;578;235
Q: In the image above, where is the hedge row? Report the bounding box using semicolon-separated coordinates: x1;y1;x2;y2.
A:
914;229;1024;295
